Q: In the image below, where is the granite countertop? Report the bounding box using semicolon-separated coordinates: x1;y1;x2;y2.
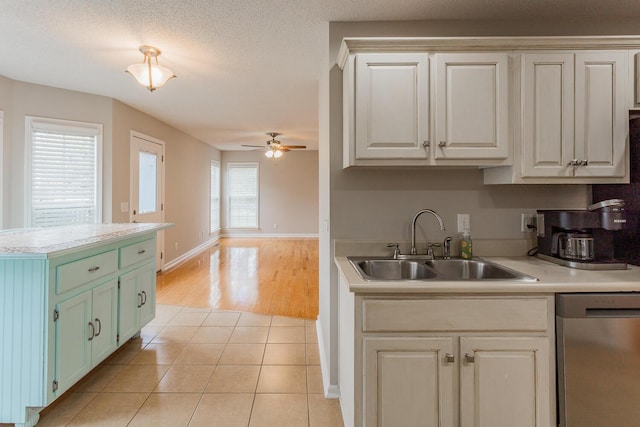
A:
335;255;640;294
0;223;172;256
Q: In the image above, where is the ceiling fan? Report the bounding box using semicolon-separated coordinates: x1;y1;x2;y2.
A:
242;132;307;158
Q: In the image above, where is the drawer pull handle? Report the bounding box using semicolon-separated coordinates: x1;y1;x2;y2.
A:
439;141;447;148
88;266;100;272
137;249;146;255
137;293;143;308
88;322;95;341
445;353;455;363
94;318;102;337
141;291;147;306
464;353;475;363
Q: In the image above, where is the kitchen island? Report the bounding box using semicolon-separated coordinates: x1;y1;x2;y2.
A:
0;223;171;427
335;254;640;427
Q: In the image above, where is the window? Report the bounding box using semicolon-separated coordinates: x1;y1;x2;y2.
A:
227;162;258;228
210;160;220;233
26;117;102;227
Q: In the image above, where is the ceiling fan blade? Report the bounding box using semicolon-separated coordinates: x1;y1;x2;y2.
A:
281;145;307;149
280;148;291;152
241;144;266;148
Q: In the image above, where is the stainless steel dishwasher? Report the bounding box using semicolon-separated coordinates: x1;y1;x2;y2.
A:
556;293;640;427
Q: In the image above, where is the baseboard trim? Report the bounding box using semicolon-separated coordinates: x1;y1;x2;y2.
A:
220;233;319;238
316;318;340;399
162;237;220;272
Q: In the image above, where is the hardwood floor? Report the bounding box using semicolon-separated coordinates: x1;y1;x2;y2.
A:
156;238;319;319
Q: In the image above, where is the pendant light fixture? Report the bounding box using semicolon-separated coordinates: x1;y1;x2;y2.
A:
126;46;176;92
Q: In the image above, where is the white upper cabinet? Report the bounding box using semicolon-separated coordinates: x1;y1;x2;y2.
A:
521;53;575;177
574;52;627;177
353;53;430;161
520;51;627;180
434;53;509;160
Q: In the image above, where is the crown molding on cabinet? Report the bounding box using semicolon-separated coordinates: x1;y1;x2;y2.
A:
336;36;640;69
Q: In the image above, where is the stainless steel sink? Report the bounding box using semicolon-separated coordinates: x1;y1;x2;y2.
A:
353;259;437;281
348;256;538;282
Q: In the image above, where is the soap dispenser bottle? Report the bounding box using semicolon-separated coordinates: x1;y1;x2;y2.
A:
461;230;473;259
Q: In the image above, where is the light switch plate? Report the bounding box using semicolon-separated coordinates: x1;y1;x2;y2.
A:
457;213;470;233
120;202;129;213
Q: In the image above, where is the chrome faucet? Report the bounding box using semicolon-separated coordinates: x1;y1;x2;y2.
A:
443;236;452;259
410;209;446;255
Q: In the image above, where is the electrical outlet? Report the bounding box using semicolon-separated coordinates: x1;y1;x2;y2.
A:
273;223;278;230
457;213;470;233
521;213;536;232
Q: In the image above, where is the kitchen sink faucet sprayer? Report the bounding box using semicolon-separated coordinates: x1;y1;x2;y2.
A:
411;209;446;255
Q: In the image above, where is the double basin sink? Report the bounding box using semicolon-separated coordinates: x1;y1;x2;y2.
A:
348;256;538;282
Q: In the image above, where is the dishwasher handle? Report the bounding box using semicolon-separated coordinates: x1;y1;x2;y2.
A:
586;308;640;318
557;293;640;318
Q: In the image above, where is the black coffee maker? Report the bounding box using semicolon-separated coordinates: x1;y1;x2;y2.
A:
537;199;627;270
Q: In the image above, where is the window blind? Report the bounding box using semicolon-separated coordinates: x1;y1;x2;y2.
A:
29;119;101;227
227;163;258;228
210;161;220;232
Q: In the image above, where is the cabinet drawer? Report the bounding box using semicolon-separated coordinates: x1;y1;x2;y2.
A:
362;297;550;332
119;239;155;269
56;251;118;294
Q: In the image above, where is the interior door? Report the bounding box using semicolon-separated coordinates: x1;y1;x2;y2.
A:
130;132;165;270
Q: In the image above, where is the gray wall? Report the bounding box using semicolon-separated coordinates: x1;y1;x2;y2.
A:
221;150;319;236
318;18;640;394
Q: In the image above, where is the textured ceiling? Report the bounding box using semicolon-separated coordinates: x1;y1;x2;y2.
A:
2;1;640;150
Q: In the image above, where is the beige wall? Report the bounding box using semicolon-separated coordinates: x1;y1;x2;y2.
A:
6;80;114;227
0;77;221;267
221;150;319;236
112;101;221;263
318;18;640;394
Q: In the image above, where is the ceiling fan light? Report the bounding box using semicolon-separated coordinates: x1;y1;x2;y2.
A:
265;150;274;158
274;150;283;158
126;46;176;92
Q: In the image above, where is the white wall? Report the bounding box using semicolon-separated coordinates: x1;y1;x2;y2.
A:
221;150;319;236
318;18;640;396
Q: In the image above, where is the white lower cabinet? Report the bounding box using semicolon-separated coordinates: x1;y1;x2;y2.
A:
459;336;551;427
363;336;454;427
339;288;556;427
118;263;156;344
54;279;118;395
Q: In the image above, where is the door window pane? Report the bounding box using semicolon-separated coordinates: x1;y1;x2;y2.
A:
139;151;157;214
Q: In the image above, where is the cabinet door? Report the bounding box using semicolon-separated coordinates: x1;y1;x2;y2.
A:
55;291;92;395
91;279;118;365
574;51;627;177
434;53;509;160
137;264;156;327
363;336;454;427
459;336;552;427
354;53;430;159
521;53;575;177
118;269;140;344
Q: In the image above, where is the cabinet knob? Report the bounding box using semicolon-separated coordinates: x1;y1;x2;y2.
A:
438;141;447;148
567;159;579;166
445;353;455;363
423;140;430;148
464;353;475;363
580;159;589;166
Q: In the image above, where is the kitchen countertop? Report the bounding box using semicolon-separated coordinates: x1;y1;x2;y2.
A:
335;255;640;294
0;223;172;258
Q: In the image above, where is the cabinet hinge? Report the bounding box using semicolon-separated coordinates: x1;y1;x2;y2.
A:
161;203;164;211
52;380;58;392
53;309;59;322
118;279;120;289
160;252;163;260
117;333;120;344
162;155;164;162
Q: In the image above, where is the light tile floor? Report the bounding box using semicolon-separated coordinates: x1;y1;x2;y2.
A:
31;305;344;427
